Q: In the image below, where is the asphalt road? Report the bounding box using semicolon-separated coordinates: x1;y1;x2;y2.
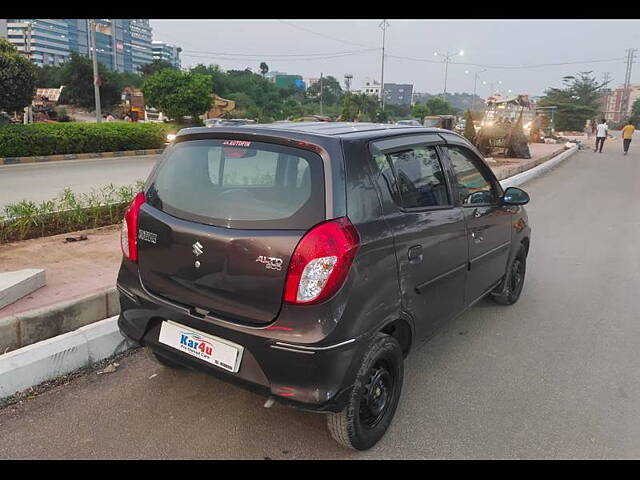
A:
0;155;159;211
1;141;640;459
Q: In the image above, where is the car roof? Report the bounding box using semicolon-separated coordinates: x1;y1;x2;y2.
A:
177;122;459;141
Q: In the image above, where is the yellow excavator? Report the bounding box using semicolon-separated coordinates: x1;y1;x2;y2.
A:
202;94;236;119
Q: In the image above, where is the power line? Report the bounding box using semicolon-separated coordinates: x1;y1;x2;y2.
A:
385;53;627;70
180;50;378;63
277;20;374;49
180;47;378;58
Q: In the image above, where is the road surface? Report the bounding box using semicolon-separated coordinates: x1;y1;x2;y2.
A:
0;155;160;211
1;142;640;459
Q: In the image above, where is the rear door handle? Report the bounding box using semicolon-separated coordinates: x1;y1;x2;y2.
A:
408;245;423;263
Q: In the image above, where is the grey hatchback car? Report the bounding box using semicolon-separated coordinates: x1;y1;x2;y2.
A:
116;122;531;450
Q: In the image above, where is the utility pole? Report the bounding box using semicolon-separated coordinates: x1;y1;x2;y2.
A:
24;22;33;124
620;48;637;122
379;19;389;110
319;72;324;115
434;49;464;101
466;68;486;112
89;20;102;123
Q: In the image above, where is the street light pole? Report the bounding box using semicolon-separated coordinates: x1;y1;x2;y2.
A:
435;49;464;101
466;68;486;112
379;20;390;111
89;20;102;123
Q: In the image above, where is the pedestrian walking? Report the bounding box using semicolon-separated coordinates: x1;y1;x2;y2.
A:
595;119;608;153
621;120;635;155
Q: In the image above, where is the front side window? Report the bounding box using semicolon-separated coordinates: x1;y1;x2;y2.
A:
384;145;450;208
446;145;496;205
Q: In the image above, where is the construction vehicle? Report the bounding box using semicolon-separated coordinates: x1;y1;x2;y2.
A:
475;94;532;158
423;115;455;130
202;94;236;120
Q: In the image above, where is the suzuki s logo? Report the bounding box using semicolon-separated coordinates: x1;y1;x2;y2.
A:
192;241;204;257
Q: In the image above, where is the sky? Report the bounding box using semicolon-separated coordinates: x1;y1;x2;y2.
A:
149;19;640;97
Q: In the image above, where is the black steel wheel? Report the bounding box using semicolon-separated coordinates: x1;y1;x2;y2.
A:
492;245;527;305
327;333;404;450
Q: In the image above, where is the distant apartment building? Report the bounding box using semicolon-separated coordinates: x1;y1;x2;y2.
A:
361;78;381;98
382;83;413;106
5;19;153;73
0;19;7;39
152;40;181;68
599;85;640;123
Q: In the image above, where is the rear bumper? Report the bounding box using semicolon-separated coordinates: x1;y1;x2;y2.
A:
116;274;365;413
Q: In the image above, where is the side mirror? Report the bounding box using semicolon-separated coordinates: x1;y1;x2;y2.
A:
501;187;530;206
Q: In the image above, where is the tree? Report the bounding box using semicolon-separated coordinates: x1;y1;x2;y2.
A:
0;38;37;113
57;53;121;111
259;62;269;77
307;76;343;106
463;110;476;142
425;97;454;115
538;71;607;131
138;59;176;77
142;69;212;123
411;102;430;120
629;98;640;126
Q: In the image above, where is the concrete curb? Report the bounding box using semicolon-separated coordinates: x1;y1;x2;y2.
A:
500;145;578;189
0;149;164;166
0;287;119;354
0;315;136;399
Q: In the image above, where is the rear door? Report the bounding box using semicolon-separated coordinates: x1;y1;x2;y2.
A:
370;135;468;340
137;137;325;325
441;143;512;304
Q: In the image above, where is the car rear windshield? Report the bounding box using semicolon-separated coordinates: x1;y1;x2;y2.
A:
146;138;325;229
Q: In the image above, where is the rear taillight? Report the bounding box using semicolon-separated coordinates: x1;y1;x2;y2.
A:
120;192;145;263
284;217;360;305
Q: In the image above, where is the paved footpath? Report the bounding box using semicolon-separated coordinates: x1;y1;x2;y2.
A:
1;143;640;459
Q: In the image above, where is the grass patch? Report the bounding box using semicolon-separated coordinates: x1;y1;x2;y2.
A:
0;182;144;244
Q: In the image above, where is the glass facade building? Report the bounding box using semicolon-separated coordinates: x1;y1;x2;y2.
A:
5;19;154;73
152;40;181;68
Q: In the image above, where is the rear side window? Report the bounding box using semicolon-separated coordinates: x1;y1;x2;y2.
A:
376;145;450;209
146;139;325;229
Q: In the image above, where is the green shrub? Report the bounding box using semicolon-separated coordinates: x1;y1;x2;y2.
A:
0;181;144;243
0;122;172;157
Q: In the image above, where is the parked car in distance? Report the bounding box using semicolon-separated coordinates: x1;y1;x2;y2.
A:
205;118;256;128
395;119;422;127
117;122;531;450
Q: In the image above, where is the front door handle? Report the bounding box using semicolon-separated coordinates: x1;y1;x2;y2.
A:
471;231;484;243
408;244;423;263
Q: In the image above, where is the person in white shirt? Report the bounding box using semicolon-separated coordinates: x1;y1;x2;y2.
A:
595;119;608;153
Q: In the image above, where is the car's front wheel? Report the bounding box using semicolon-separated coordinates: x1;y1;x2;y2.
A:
327;333;404;450
492;245;527;305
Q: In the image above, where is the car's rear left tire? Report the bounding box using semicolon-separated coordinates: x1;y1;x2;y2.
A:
327;333;404;450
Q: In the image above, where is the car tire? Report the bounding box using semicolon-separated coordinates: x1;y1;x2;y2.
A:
147;348;185;369
327;333;404;450
492;245;527;305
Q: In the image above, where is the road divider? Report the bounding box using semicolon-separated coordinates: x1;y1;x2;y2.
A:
0;149;164;166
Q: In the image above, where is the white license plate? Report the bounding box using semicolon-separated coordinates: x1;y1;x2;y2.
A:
158;321;243;373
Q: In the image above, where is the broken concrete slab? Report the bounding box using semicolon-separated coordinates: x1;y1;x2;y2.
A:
0;269;46;310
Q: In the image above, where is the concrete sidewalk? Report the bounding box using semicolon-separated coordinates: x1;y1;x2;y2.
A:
0;226;120;318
